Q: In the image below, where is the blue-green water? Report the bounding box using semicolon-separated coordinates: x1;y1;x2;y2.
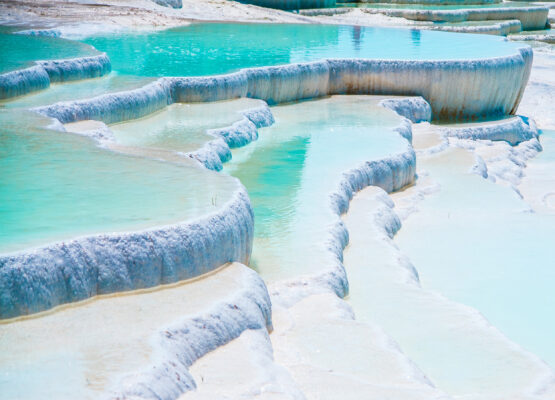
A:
0;32;97;74
224;96;408;281
81;23;523;78
0;110;237;254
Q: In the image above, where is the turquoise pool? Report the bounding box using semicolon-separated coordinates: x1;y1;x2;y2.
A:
81;23;524;78
0;110;237;254
0;30;97;74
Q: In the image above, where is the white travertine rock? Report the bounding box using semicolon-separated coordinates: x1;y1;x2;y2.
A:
0;263;273;400
187;102;275;170
429;19;522;36
359;5;549;30
35;49;533;123
0;53;110;99
440;115;538;145
379;96;432;123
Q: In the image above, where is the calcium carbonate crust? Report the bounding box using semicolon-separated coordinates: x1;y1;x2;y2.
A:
113;263;272;400
64;101;275;172
187;104;275;170
440;115;538;145
15;29;62;37
429;19;522;36
34;47;533;122
509;32;555;44
378;96;432;123
443;118;542;193
0;53;111;99
302;6;547;30
359;5;549;30
0;187;254;319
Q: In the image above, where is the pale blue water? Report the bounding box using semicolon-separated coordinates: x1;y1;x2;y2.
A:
81;23;523;78
224;96;408;281
533;130;555;169
395;135;555;368
109;98;265;155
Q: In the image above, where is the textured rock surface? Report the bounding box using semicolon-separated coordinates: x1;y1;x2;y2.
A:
0;54;110;99
35;50;533;123
0;188;254;319
360;5;549;30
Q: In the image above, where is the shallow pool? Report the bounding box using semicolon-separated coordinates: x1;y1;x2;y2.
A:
224;95;409;282
109;98;265;156
0;110;237;255
344;175;552;398
394;133;555;370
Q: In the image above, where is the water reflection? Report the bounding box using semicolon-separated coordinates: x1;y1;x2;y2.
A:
352;25;363;52
411;29;421;47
